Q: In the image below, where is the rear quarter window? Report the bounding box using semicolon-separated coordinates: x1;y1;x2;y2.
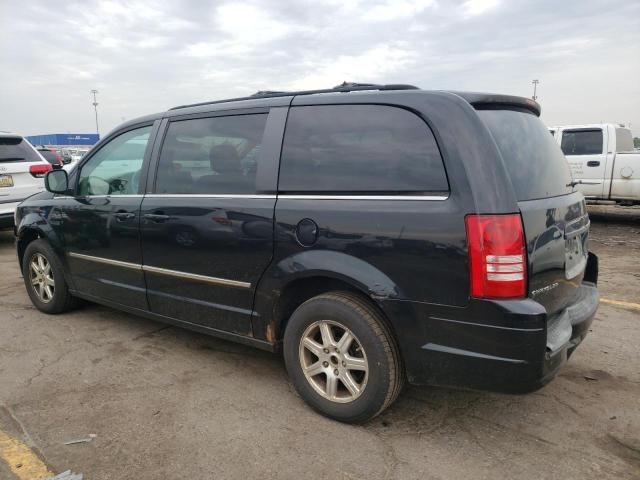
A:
477;109;573;201
279;105;448;194
615;128;634;152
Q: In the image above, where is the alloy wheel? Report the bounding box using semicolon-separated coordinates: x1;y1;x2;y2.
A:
299;320;369;403
29;253;55;303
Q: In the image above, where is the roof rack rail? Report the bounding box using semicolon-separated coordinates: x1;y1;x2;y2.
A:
169;82;420;111
251;90;288;96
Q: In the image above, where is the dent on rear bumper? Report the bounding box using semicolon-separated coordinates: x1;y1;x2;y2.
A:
547;282;598;355
380;282;599;393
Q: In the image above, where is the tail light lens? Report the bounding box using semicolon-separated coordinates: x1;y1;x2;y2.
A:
465;214;527;299
29;164;53;178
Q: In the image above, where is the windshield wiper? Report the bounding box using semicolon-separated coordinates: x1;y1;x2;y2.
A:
0;157;26;161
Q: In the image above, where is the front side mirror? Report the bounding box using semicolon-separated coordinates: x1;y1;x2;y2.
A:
45;169;69;194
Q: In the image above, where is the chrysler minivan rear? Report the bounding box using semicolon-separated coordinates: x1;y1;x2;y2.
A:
454;106;599;390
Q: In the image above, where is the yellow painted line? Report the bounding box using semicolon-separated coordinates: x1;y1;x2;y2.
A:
600;298;640;310
0;429;54;480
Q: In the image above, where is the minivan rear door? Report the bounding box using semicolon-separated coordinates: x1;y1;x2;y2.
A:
477;109;589;316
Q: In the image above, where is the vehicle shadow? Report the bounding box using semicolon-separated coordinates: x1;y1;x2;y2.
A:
0;228;14;245
587;205;640;225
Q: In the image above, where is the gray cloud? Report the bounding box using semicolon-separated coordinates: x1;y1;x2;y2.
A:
1;0;639;136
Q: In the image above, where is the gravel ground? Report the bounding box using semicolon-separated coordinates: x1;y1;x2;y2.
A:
0;205;638;479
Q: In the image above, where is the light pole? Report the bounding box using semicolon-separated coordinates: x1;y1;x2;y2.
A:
90;89;100;139
532;79;539;101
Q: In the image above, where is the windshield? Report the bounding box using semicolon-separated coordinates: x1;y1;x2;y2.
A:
477;109;574;201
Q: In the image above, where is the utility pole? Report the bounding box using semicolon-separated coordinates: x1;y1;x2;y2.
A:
90;89;100;139
532;79;539;101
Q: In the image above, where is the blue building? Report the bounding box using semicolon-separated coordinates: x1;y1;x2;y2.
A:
25;133;99;146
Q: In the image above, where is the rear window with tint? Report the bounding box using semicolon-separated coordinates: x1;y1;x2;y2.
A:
155;114;268;194
0;137;41;163
279;105;448;194
477;109;573;201
560;129;603;155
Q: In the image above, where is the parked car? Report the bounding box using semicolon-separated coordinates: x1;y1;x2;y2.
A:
550;124;639;204
0;133;52;228
56;148;73;164
14;84;599;422
36;147;65;169
69;148;90;163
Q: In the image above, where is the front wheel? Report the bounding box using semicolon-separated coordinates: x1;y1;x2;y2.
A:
22;239;77;314
283;291;404;423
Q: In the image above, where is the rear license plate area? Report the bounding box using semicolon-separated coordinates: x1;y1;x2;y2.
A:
0;175;14;187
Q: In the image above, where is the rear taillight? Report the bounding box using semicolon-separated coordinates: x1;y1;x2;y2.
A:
29;164;53;178
465;214;527;299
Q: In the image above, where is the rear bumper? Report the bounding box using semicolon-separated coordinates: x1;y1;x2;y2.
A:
0;200;23;225
383;265;599;393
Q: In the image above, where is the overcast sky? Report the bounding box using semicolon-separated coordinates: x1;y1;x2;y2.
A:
1;0;639;137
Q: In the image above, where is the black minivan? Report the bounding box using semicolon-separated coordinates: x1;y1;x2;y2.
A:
15;84;599;423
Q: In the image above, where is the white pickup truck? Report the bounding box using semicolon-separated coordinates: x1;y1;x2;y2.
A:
549;124;639;204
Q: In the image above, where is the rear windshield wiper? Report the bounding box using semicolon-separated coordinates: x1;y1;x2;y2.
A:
566;180;601;187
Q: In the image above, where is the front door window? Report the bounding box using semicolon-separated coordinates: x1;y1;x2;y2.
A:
78;126;151;196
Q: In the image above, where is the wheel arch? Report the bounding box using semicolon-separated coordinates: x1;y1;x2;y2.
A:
16;227;41;269
273;275;364;339
16;216;65;276
252;250;405;348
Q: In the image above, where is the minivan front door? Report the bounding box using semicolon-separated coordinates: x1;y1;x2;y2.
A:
52;124;155;310
139;110;283;336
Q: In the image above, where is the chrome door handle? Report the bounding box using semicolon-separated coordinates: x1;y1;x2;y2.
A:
143;213;170;222
114;211;135;221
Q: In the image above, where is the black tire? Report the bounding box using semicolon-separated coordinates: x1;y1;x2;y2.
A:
22;239;77;314
283;291;404;423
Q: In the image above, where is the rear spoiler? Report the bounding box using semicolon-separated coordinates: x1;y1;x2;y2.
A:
450;92;541;117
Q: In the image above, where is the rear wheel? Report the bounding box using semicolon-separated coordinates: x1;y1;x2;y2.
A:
283;291;403;423
22;239;77;314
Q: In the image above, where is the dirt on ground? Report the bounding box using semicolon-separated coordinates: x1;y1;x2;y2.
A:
0;205;639;480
